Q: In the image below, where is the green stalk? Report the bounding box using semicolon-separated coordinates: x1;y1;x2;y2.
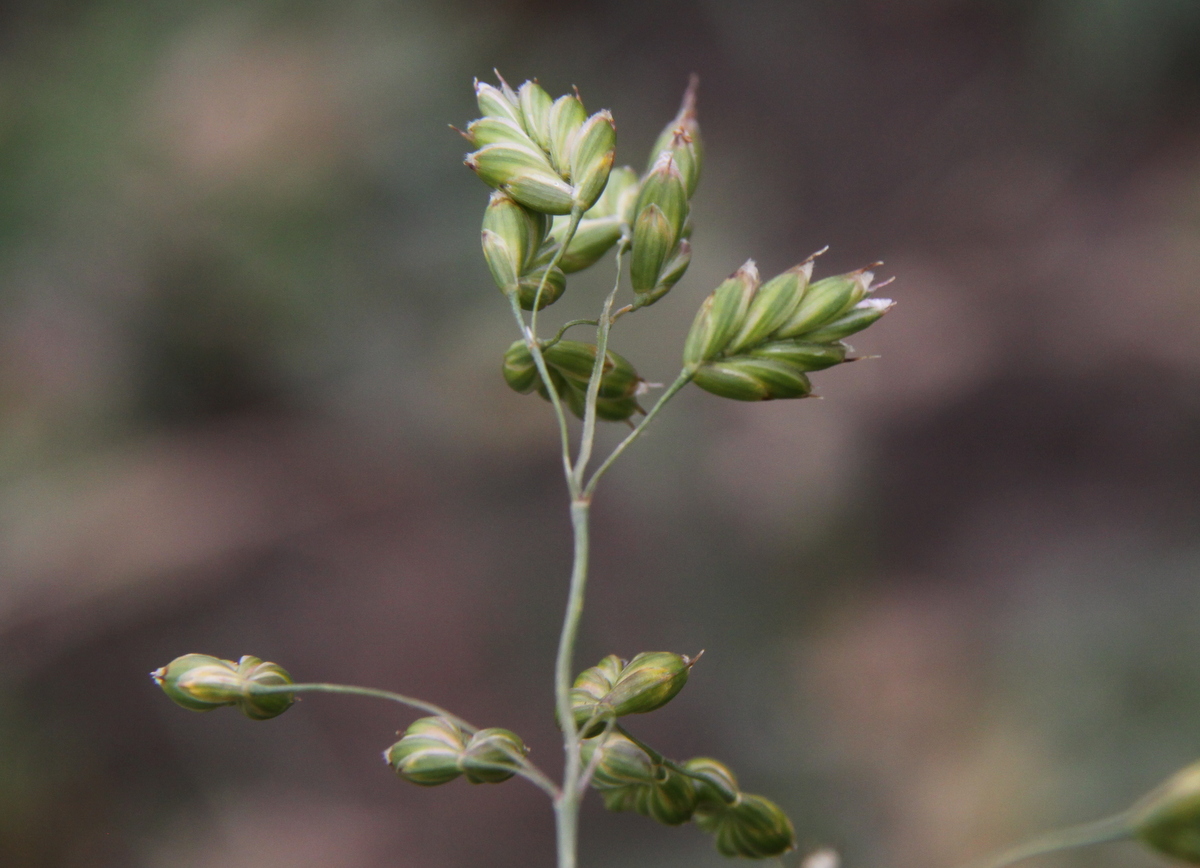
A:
615;725;734;798
249;682;478;730
512;208;585;497
531;207;584;350
583;368;693;498
250;682;560;799
964;812;1134;868
553;496;592;868
547;242;690;868
553;244;625;868
572;243;626;488
545;319;600;349
509;292;574;486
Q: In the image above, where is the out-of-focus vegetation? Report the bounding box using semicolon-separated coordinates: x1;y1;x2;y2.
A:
5;1;1200;866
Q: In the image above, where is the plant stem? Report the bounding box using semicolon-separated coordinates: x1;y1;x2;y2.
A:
571;244;626;488
615;724;741;800
531;207;583;342
964;812;1134;868
546;319;601;348
250;682;478;730
583;368;694;498
548;244;689;868
553;496;592;868
512;210;585;496
250;683;561;798
509;292;575;488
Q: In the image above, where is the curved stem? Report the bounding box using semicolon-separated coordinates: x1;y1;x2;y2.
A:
583;369;693;498
513;212;585;496
509;292;574;488
545;319;600;348
530;208;583;341
250;682;478;732
577;719;618;795
251;683;561;799
615;725;736;800
963;812;1134;868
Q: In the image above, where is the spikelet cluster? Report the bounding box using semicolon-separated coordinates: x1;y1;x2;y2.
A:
684;255;893;400
568;652;694;735
464;74;701;319
385;716;529;786
151;653;295;721
581;737;796;858
502;338;645;422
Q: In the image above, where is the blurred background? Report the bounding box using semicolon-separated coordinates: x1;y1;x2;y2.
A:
4;1;1200;866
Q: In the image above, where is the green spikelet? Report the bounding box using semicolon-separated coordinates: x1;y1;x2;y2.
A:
685;256;892;402
151;653;295;721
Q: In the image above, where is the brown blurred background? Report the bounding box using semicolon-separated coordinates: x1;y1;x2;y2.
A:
4;1;1200;866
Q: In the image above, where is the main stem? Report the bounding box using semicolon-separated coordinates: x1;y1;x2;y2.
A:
554;497;592;868
552;243;622;868
547;242;689;868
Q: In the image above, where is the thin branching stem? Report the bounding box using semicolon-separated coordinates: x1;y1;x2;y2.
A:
509;292;575;488
552;243;628;868
544;239;692;868
250;683;561;799
584;368;694;498
250;682;478;731
531;208;583;341
963;812;1134;868
577;719;618;795
572;244;626;488
545;319;600;348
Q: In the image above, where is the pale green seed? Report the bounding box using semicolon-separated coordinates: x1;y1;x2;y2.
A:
548;94;587;177
572;151;615;213
725;266;808;355
635;238;691;307
604;651;692;717
466;142;558;189
693;357;812;401
629;205;674;293
460;728;527;784
634;155;688;246
481;229;519;294
502;340;539;394
683;757;740;806
475;80;523;126
693;359;770;401
516;80;554;150
465;116;539;150
634;766;698;826
697;793;796;859
151;653;294;720
482;191;548;273
514;263;567;310
682;261;759;367
553;217;623;273
773;272;866;339
583;165;639;223
504;173;575;215
748;339;847;371
581;731;655;787
570;111;616;210
794;298;893;343
646;75;702;197
543;340;640;399
385;716;467;786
